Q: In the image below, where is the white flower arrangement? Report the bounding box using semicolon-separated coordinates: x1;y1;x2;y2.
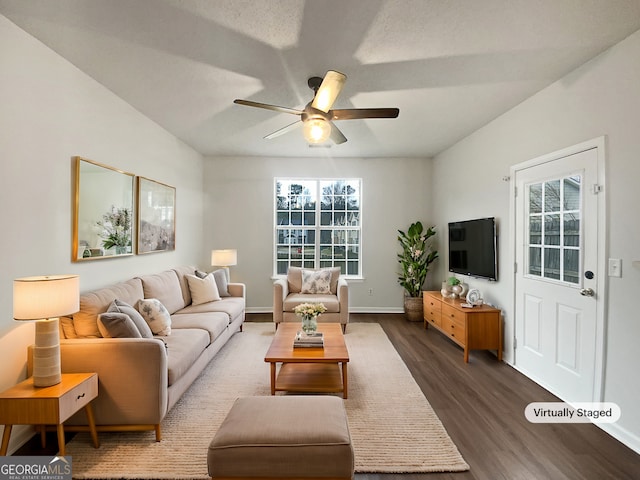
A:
294;302;327;317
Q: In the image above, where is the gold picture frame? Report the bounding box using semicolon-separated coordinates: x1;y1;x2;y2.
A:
73;157;135;261
136;176;176;254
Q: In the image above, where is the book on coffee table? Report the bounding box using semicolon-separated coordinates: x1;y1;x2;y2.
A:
293;331;324;348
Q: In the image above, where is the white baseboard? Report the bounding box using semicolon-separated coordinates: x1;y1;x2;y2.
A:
598;422;640;455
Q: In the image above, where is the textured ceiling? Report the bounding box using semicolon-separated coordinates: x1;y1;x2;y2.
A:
2;0;640;158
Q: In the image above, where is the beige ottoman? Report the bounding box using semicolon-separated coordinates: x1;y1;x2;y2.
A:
208;396;354;479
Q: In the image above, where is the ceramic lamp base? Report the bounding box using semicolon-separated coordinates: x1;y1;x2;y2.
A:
33;318;61;387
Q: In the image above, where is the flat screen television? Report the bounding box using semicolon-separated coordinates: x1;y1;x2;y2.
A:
448;217;498;281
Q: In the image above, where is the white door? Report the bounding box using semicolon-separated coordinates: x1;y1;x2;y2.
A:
514;145;603;402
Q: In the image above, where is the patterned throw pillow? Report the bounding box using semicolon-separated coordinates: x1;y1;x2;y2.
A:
136;298;172;336
301;269;332;294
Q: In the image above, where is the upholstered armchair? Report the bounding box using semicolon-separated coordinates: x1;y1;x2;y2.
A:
273;267;349;332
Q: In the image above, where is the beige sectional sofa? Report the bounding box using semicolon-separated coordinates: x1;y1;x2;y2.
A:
29;266;245;441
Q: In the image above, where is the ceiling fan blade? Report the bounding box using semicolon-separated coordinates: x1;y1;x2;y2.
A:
311;70;346;113
331;108;399;120
234;99;303;116
329;122;347;144
264;120;302;139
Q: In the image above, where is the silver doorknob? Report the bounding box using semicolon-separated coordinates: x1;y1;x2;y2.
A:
580;288;595;297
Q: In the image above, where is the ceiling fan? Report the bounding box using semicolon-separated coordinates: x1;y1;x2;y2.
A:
234;70;399;145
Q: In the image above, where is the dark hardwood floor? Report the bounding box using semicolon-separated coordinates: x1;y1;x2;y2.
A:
15;313;640;479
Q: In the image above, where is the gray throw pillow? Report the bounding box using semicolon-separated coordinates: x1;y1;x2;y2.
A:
97;312;142;338
108;299;154;338
212;269;231;297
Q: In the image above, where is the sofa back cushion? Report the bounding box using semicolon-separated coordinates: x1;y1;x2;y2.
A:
73;278;144;338
138;270;186;314
287;267;341;294
172;266;197;306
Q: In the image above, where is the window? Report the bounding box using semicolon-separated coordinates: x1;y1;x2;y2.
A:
526;175;581;284
275;178;361;276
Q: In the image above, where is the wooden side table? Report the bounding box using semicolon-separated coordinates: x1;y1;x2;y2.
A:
0;372;99;455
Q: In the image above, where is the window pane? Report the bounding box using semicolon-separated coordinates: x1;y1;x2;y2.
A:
544;214;560;245
303;212;315;225
544;180;561;212
563;176;581;210
563;249;580;284
544;248;561;280
529;216;541;245
564;213;580;247
529;183;542;214
529;247;541;276
291;211;302;225
277;211;289;225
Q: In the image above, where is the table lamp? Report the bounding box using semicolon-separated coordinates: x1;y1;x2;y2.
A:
13;275;80;387
211;249;237;282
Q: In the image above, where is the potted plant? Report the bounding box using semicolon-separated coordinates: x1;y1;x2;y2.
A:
397;221;438;321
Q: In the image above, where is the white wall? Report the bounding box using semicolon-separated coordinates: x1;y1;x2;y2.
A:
0;15;205;452
203;156;434;312
431;29;640;452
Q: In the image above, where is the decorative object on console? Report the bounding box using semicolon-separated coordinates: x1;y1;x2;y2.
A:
447;276;462;298
466;288;483;306
397;221;438;321
73;156;134;261
294;302;327;334
137;176;176;254
211;249;237;282
13;275;79;387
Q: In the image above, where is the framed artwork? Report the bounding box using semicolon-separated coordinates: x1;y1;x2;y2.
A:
137;176;176;254
73;157;135;261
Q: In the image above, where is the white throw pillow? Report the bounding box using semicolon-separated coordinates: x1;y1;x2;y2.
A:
185;273;221;305
301;269;332;294
136;298;172;336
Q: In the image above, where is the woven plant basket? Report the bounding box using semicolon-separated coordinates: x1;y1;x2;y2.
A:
403;296;423;322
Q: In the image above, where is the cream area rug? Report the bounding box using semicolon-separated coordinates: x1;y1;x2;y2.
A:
66;322;469;478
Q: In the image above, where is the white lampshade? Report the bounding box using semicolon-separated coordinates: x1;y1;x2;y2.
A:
13;275;79;387
14;275;80;320
211;249;237;267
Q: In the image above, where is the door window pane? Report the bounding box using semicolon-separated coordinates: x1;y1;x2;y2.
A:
544;248;561;280
544;180;561;212
563;250;580;284
529;184;542;214
529;247;541;276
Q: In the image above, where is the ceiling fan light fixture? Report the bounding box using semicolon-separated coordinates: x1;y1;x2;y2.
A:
303;118;331;144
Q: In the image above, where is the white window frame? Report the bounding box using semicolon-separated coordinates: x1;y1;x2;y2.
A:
274;178;362;277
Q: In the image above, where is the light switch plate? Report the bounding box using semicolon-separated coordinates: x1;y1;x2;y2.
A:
608;258;622;277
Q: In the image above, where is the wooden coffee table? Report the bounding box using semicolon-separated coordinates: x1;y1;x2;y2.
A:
264;323;350;398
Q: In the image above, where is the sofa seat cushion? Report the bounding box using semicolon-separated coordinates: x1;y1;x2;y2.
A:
138;270;186;314
283;293;340;313
74;278;144;338
170;312;229;344
163;329;210;386
176;297;245;323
